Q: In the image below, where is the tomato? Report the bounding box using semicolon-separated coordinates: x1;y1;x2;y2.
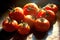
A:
36;9;46;18
9;7;24;22
34;18;50;32
36;9;56;24
18;22;30;35
2;17;19;32
23;3;39;17
43;4;58;13
23;15;35;28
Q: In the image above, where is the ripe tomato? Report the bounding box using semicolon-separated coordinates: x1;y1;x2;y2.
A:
2;17;19;32
9;7;24;22
23;3;39;17
34;18;50;32
23;15;35;28
43;4;58;13
18;22;30;35
36;9;56;24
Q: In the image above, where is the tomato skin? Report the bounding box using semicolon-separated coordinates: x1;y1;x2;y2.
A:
43;4;58;13
9;7;24;22
23;15;35;28
34;18;50;32
36;9;46;18
18;22;30;35
36;9;56;24
2;17;19;32
23;3;39;16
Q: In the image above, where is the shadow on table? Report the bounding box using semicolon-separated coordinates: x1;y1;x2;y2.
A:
0;28;32;40
0;28;15;40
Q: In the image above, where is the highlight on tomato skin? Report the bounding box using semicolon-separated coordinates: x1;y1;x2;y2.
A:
17;22;30;35
34;18;50;32
9;7;24;22
36;9;56;25
36;9;46;18
23;3;39;17
2;17;19;32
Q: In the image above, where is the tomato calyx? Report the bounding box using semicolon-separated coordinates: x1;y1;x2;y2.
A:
19;22;28;28
45;11;50;17
6;17;13;23
9;7;16;13
32;15;36;20
11;9;18;13
37;18;46;23
12;9;15;12
39;18;44;22
43;9;50;17
27;7;33;11
48;4;53;8
50;4;53;8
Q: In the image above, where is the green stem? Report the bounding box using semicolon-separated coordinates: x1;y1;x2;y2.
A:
40;18;44;22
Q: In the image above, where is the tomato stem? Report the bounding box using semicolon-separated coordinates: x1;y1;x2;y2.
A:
22;22;28;27
51;4;53;8
45;11;50;17
23;23;26;27
13;9;15;12
40;18;44;22
32;15;36;20
27;7;33;11
6;17;13;23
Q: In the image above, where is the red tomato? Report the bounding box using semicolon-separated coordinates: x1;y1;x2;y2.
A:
2;17;19;32
36;9;56;24
9;7;24;22
43;4;58;13
18;22;30;35
34;18;50;32
23;3;39;17
23;15;35;28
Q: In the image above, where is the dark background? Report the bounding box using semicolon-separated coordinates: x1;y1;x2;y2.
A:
0;0;60;13
0;0;16;16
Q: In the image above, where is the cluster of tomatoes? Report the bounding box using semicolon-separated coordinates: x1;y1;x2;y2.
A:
2;3;58;35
